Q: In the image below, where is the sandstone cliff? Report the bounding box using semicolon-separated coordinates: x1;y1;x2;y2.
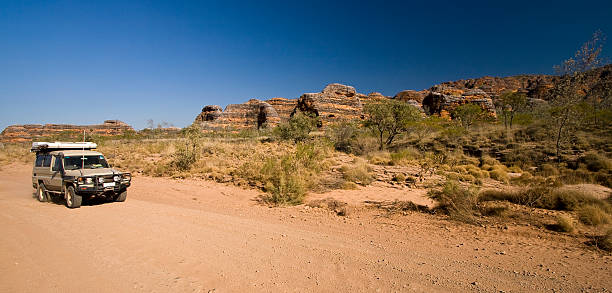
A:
0;120;134;142
194;84;373;130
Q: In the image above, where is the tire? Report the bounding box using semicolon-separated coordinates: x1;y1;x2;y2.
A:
37;183;49;202
65;186;82;208
115;190;127;202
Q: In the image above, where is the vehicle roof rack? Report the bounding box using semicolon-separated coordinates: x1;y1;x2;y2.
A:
31;142;98;152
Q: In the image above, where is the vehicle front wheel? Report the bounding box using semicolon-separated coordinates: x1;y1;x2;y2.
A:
65;186;82;208
115;190;127;202
37;183;49;202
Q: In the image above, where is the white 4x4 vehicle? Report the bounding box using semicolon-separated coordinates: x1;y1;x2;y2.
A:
31;142;131;208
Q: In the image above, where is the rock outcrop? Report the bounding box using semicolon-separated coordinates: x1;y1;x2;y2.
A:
265;98;298;122
393;90;427;103
437;75;557;100
0;120;134;142
422;88;496;118
292;84;366;126
194;99;281;130
193;83;371;130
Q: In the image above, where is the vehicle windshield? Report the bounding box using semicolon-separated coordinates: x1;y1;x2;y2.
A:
64;155;109;170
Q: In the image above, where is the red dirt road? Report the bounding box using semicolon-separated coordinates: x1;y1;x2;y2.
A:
0;164;610;292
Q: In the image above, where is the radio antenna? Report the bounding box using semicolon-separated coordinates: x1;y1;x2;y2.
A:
82;130;85;169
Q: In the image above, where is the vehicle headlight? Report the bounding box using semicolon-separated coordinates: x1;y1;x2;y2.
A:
98;177;104;184
77;177;84;184
86;177;93;184
113;175;120;182
122;173;131;181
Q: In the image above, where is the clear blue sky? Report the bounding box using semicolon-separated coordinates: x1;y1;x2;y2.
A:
1;0;611;130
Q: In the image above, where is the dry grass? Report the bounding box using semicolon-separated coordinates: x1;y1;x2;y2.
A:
554;215;576;233
0;143;33;167
428;180;479;223
340;159;374;186
577;205;611;226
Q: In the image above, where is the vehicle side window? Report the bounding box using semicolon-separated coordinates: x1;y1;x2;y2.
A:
52;156;62;171
42;155;52;167
35;154;44;167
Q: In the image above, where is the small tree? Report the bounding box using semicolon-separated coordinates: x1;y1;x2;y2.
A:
549;30;607;160
498;91;527;129
364;99;422;150
275;112;318;142
452;104;484;130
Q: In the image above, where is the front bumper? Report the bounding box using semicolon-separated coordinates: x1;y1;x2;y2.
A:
75;174;131;194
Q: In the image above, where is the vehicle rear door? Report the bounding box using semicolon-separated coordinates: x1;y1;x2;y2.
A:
33;154;52;187
48;155;64;191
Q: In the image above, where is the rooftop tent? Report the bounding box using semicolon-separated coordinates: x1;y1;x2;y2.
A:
31;142;98;152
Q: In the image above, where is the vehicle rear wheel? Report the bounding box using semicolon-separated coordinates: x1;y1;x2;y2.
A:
115;190;127;202
37;183;49;202
65;186;82;208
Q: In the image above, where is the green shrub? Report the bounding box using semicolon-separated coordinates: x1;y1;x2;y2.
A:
578;205;611;226
258;142;328;205
274;112;318;142
261;156;306;205
172;140;199;171
328;121;359;153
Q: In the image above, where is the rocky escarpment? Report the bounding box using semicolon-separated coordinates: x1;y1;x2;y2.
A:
192;64;611;131
0;120;134;142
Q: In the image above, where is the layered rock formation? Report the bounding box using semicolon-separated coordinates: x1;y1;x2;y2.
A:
422;88;496;118
265;98;298;122
194;84;371;130
0;120;134;142
292;84;366;126
190;64;610;131
438;75;556;100
194;99;281;130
